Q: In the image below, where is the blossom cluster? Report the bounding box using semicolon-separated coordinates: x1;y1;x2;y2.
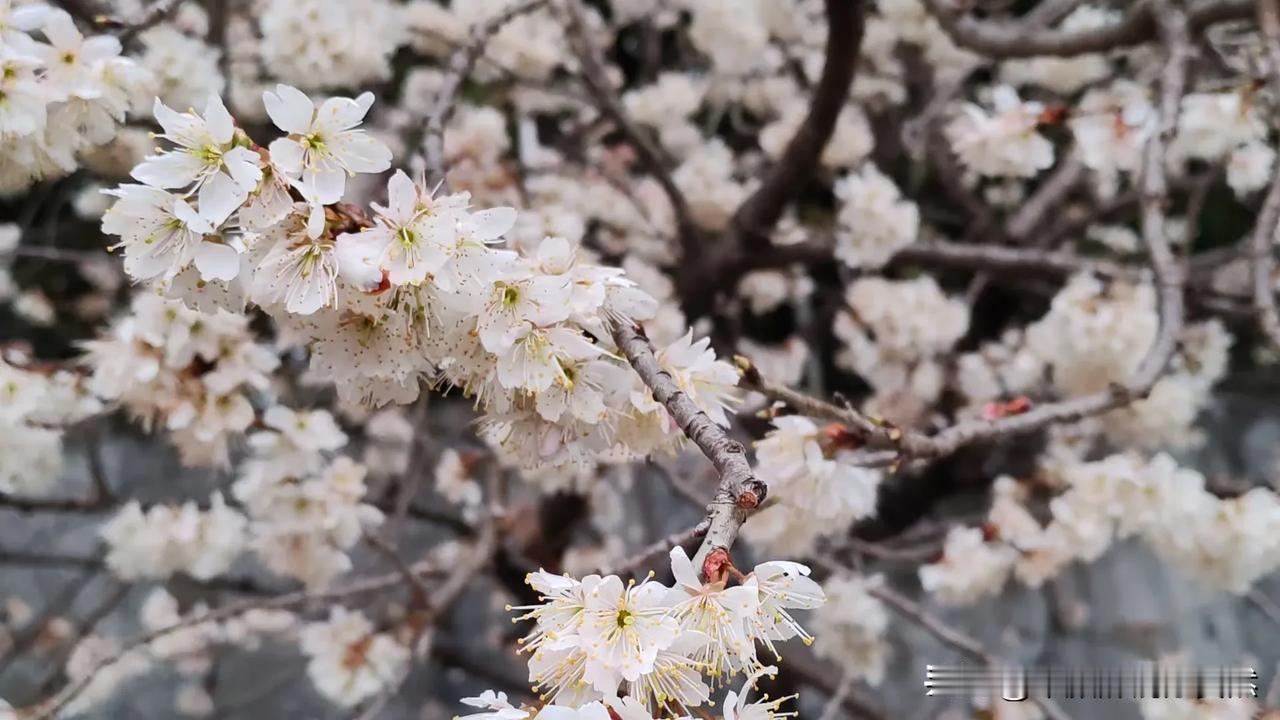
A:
93;86;737;475
233;407;385;589
0;2;149;194
833;275;970;424
97;402;385;590
57;587;297;717
456;549;825;719
0;350;99;495
743;415;881;556
920;453;1280;604
80;293;278;466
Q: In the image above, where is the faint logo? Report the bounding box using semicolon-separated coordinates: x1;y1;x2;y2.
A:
924;664;1258;701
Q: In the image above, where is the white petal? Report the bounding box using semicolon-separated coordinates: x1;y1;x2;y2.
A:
316;96;369;133
669;546;702;589
306;168;346;205
267;138;304;176
151;97;189;138
194;241;241;282
131;152;204;189
286;273;330;315
197;173;247;226
306;200;326;239
385;170;417;220
470;207;517;240
223;147;264;191
326;132;392;173
262;84;314;134
203;94;235;145
172;198;213;233
334;232;385;290
41;11;81;50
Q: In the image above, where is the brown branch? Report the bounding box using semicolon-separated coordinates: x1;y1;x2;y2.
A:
1130;0;1189;390
364;532;431;604
678;0;869;316
611;321;765;580
1251;0;1280;348
738;10;1190;467
421;0;549;187
728;0;867;250
561;0;695;241
745;237;1137;282
1004;156;1087;241
0;491;113;514
925;0;1248;59
782;651;885;720
354;483;502;720
813;555;1072;720
598;525;706;579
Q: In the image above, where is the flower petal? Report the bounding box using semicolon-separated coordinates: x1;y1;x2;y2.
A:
202;94;235;145
470;207;517;240
193;241;241;282
263;84;314;134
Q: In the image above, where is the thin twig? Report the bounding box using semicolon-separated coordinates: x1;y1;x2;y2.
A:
599;525;705;579
364;532;431;604
816;669;858;720
0;492;114;514
22;560;446;719
421;0;550;187
561;0;694;241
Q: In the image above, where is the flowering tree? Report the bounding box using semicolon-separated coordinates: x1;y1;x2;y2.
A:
0;0;1279;718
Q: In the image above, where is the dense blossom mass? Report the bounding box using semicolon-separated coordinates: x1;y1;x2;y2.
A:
0;0;1276;718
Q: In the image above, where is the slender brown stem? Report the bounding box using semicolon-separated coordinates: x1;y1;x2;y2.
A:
611;321;765;579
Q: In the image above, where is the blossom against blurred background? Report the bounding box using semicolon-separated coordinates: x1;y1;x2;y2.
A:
2;0;1280;719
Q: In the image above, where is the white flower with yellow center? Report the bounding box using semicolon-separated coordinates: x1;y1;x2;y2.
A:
577;574;679;693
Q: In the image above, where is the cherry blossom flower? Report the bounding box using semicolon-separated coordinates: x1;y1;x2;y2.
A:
664;546;760;682
456;690;530;720
132;95;262;223
263;84;392;203
946;85;1054;178
299;607;409;707
577;574;680;693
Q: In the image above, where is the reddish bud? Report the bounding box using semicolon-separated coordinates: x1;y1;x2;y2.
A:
981;521;1000;542
701;547;732;582
819;423;861;453
982;395;1032;420
1038;104;1068;125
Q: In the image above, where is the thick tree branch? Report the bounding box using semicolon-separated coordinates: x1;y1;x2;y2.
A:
729;0;866;250
925;0;1248;59
740;10;1188;467
678;0;868;316
1251;0;1280;348
611;321;765;580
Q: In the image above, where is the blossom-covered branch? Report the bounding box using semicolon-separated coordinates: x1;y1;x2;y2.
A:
611;321;765;580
